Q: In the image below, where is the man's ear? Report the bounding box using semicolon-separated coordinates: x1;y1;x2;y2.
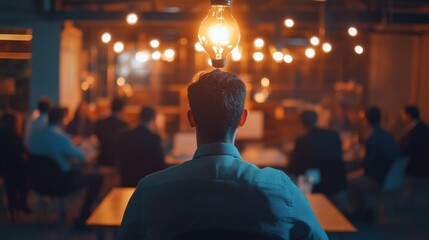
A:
187;110;196;128
238;108;248;127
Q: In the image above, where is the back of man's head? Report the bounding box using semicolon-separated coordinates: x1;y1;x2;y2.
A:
365;107;381;126
140;106;156;123
300;110;318;129
38;96;52;113
187;69;246;141
403;105;419;120
111;98;125;113
48;107;67;125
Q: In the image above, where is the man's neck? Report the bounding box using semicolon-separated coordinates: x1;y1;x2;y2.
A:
196;131;236;147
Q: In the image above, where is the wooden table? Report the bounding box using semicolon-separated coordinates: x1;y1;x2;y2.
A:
87;188;356;233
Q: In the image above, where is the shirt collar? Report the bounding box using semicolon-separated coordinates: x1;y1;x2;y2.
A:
193;142;242;160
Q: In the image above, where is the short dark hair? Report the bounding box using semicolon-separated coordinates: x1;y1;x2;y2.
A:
111;98;125;113
140;106;156;122
48;107;67;125
365;107;381;126
37;97;52;113
403;105;419;120
187;69;246;141
300;110;318;128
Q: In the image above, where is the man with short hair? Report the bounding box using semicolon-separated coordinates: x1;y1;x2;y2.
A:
118;106;165;187
118;70;327;240
399;105;429;178
28;107;102;228
289;110;347;197
24;96;52;147
348;107;400;218
94;98;129;167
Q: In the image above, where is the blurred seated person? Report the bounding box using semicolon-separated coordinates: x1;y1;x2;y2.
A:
289;110;347;197
66;102;94;139
399;105;429;178
24;96;52;147
94;98;129;168
27;107;102;228
118;70;327;240
348;107;400;219
0;111;32;218
118;107;165;187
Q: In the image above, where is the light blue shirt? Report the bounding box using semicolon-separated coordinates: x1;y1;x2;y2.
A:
118;143;328;240
28;124;85;172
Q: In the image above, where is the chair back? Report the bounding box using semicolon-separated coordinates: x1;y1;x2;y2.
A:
172;228;284;240
382;157;409;193
28;155;70;196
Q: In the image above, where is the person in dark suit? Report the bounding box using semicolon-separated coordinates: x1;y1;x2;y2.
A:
399;105;429;178
348;107;400;219
117;107;165;187
94;98;129;168
289;110;347;197
0;111;31;219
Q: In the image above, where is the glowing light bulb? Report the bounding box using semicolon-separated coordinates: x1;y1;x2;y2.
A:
152;51;161;60
150;39;160;48
254;38;264;48
101;32;111;43
135;51;150;63
305;48;316;59
126;12;138;25
231;46;241;61
116;77;126;87
354;45;364;54
348;27;358;37
283;54;293;63
195;42;205;52
261;77;270;87
310;36;320;46
164;49;175;62
272;51;283;62
113;42;124;53
284;18;294;28
198;0;240;68
322;42;332;53
253;52;264;62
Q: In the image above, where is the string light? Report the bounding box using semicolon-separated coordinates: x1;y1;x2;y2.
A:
305;48;316;59
284;18;295;28
261;77;270;87
101;33;111;43
354;45;364;54
254;38;265;48
113;42;124;53
322;42;332;53
152;51;161;60
348;27;358;37
253;52;264;62
126;13;138;25
283;54;293;63
310;36;320;46
272;51;283;62
149;39;160;48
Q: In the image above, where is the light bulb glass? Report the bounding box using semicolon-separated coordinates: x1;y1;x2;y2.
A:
152;51;161;60
261;77;270;87
116;77;126;87
231;46;241;61
113;42;124;53
254;38;264;48
150;39;160;48
283;54;293;63
253;52;264;62
322;42;332;53
305;48;316;59
195;42;205;52
198;1;240;68
354;45;364;54
126;13;138;25
348;27;358;37
284;18;294;28
272;51;283;62
310;36;320;46
101;33;111;43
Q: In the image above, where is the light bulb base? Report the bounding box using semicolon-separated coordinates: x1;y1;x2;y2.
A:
211;59;226;68
211;0;231;6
